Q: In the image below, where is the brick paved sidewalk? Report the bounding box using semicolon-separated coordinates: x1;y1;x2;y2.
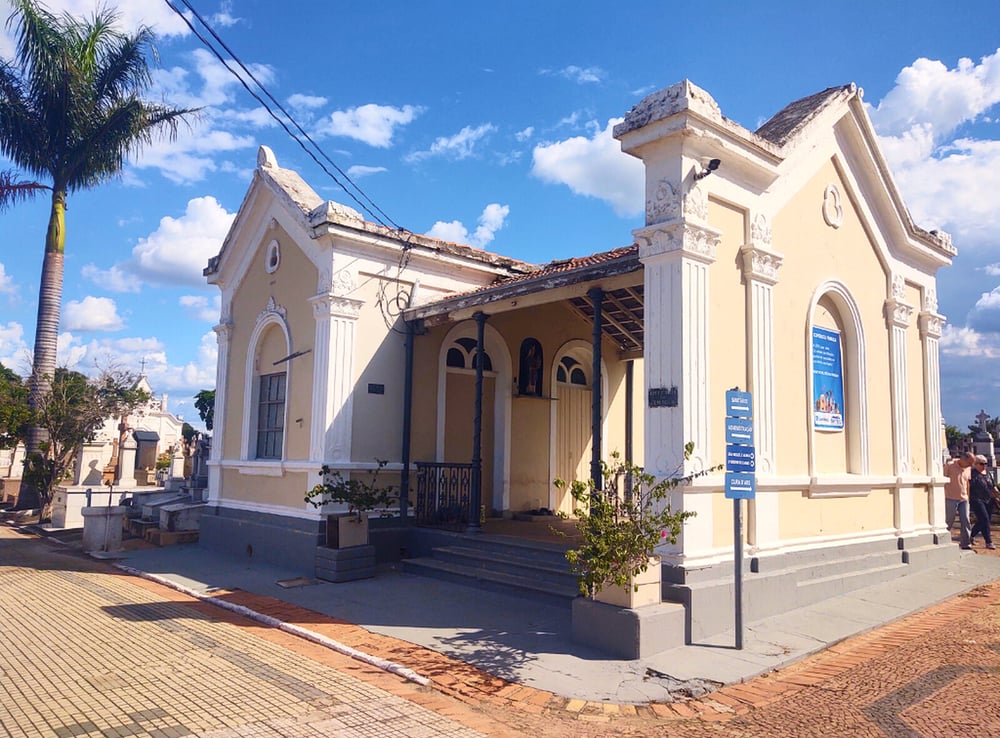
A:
5;521;1000;738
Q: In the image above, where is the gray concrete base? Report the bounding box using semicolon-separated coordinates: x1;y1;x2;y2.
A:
572;597;686;659
199;505;322;571
665;532;961;644
315;544;376;582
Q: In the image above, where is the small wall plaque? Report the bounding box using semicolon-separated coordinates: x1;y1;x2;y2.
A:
648;386;677;408
368;383;385;395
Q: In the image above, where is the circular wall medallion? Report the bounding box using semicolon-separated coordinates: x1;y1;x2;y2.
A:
264;239;281;273
823;184;844;228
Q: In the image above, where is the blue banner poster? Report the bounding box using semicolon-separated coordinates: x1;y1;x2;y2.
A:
812;326;845;431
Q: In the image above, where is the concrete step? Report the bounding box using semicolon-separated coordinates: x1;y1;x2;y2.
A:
795;562;907;602
430;544;578;588
143;528;199;546
402;557;579;606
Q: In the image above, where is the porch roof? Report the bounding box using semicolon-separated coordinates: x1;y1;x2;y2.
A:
404;244;645;357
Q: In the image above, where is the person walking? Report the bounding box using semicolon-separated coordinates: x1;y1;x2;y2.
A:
944;452;974;549
969;455;996;550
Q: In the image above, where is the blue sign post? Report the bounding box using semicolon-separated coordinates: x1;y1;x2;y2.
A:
724;388;754;650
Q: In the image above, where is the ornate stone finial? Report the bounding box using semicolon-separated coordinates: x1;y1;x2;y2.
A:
822;184;844;228
614;80;722;139
257;145;278;169
258;296;287;324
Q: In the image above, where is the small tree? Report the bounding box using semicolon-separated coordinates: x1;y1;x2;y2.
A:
305;459;397;520
24;366;149;517
0;362;30;449
555;444;717;598
194;389;215;431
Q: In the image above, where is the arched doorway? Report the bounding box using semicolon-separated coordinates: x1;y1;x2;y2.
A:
550;341;607;515
436;322;512;514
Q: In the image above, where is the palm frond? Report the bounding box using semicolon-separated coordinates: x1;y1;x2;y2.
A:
0;169;49;210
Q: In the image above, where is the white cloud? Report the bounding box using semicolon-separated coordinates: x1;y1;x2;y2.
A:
541;65;606;85
0;321;28;373
559;65;606;85
211;1;240;28
869;52;1000;139
0;263;16;300
63;297;124;332
0;0;192;46
407;123;497;162
426;203;510;249
85;196;235;291
288;93;328;110
346;165;388;179
318;104;422;147
870;50;1000;248
515;127;535;142
531;117;644;217
179;295;222;323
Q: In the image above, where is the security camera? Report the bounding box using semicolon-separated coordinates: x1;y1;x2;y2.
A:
695;157;721;180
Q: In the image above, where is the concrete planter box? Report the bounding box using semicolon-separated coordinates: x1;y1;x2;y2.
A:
327;513;369;548
594;556;662;609
81;506;128;554
315;544;376;582
572;597;686;659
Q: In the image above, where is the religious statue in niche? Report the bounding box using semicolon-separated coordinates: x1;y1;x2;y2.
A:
518;338;543;397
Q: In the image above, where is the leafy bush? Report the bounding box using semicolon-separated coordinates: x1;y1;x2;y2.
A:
555;444;717;598
305;459;397;520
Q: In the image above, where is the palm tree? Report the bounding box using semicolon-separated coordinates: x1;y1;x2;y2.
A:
0;0;195;509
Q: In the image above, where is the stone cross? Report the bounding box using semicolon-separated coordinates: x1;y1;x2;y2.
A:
977;409;990;431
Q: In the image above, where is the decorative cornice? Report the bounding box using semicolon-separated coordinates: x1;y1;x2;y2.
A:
635;222;719;264
884;298;914;329
309;293;363;320
918;311;945;339
740;244;784;285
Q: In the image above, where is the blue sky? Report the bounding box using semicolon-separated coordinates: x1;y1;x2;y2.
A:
1;0;1000;431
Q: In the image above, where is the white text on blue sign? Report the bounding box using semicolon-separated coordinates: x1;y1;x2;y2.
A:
726;444;756;472
725;390;753;418
725;472;756;499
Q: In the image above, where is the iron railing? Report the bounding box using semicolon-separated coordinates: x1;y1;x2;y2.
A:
415;462;474;528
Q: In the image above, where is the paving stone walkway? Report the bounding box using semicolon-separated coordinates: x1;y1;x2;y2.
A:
3;522;1000;737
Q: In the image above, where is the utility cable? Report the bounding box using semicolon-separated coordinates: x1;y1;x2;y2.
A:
163;0;405;233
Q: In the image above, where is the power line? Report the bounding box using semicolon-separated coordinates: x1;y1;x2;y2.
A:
162;0;406;233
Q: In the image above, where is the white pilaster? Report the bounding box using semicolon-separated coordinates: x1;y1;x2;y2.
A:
636;193;719;558
308;288;364;464
739;213;783;549
207;320;231;504
920;298;946;529
886;276;914;532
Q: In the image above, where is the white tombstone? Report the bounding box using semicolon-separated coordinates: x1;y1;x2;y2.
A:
74;442;107;486
118;435;137;489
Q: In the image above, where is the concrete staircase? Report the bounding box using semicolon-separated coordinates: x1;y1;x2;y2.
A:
402;530;580;606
